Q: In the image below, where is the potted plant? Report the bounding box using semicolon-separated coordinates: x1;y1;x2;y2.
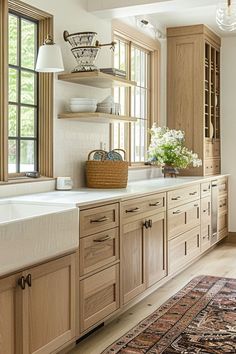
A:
147;125;202;177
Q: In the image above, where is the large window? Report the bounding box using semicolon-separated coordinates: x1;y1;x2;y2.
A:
8;12;38;173
0;0;53;182
111;30;157;164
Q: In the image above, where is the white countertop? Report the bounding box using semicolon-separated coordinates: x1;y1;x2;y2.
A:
9;176;225;207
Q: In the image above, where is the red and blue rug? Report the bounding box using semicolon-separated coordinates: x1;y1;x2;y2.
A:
103;276;236;353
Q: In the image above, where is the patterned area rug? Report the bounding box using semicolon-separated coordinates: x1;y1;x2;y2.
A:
103;276;236;353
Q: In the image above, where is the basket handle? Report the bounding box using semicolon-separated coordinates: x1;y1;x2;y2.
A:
88;150;107;161
112;149;127;161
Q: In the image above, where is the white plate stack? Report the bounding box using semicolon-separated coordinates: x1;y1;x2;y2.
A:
69;98;98;113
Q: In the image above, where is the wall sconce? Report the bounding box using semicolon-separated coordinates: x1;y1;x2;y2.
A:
35;35;64;73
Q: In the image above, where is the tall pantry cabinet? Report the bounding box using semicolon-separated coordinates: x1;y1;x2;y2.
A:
167;25;221;176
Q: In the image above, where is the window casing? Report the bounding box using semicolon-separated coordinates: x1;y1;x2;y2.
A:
0;0;53;182
111;27;159;165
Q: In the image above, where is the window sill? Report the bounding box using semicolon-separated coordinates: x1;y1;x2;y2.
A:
0;177;55;186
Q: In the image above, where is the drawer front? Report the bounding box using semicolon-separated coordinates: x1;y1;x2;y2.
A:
169;227;201;274
121;193;166;223
219;228;228;241
205;140;220;158
168;184;200;209
219;196;228;215
218;177;228;196
80;264;120;333
80;203;119;237
201;182;211;198
80;228;119;276
168;201;200;240
219;213;228;233
201;197;211;223
205;159;220;175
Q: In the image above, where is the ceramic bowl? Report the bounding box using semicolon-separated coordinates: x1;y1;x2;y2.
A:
70;98;98;105
71;46;100;66
64;31;97;48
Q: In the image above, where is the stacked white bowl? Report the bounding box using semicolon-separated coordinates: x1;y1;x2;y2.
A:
69;98;98;113
97;96;115;114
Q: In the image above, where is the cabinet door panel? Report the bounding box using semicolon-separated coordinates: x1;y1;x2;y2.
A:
201;196;211;252
80;264;119;333
122;220;146;304
146;212;167;287
0;274;21;354
23;255;75;354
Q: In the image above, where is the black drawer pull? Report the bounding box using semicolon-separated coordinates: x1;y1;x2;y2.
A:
93;235;112;243
26;274;32;287
171;196;181;201
90;216;109;223
126;207;140;213
189;191;197;196
149;202;161;207
173;210;182;215
18;276;26;290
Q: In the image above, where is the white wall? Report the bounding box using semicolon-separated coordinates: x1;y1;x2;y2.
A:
221;37;236;232
24;0;112;187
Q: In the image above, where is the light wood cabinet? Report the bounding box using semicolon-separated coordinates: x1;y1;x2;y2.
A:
167;25;221;176
168;200;200;240
168;184;200;209
145;212;167;288
169;226;201;274
122;201;167;304
122;219;146;304
201;196;211;252
0;254;76;354
79;264;119;333
0;273;21;354
80;203;119;237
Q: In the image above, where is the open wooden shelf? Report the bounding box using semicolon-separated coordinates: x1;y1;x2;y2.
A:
58;71;137;89
58;112;137;123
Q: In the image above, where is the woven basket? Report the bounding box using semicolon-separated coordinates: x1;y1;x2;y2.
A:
86;149;128;189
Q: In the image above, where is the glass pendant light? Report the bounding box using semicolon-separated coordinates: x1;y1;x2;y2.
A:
36;35;64;73
216;0;236;31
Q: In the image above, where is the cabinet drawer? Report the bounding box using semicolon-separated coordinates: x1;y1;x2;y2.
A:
167;184;200;209
205;140;220;158
80;204;119;237
218;177;228;196
219;196;228;215
121;193;166;223
205;159;220;175
201;182;211;198
219;213;228;233
80;228;119;276
80;264;119;333
168;200;200;240
201;197;211;253
169;227;201;274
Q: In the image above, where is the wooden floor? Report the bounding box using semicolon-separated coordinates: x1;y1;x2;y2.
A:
70;236;236;354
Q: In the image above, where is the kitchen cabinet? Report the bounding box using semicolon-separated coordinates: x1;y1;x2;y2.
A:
201;196;211;252
0;254;76;354
121;195;167;304
78;202;120;336
0;273;21;354
79;264;120;333
169;227;201;274
167;24;221;176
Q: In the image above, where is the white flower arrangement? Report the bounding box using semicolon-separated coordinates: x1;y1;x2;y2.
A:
148;125;202;169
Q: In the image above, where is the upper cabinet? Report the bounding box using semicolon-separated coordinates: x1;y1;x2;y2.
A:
167;25;221;176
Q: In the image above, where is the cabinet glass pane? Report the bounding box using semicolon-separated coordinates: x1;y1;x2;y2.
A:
21;71;36;105
9;68;18;103
20;140;35;172
9;15;18;66
8;105;18;137
20;106;36;137
21;19;36;69
8;140;17;173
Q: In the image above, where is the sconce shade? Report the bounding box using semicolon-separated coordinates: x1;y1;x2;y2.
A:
36;42;64;73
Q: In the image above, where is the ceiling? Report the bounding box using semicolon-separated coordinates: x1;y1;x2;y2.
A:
88;0;236;37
